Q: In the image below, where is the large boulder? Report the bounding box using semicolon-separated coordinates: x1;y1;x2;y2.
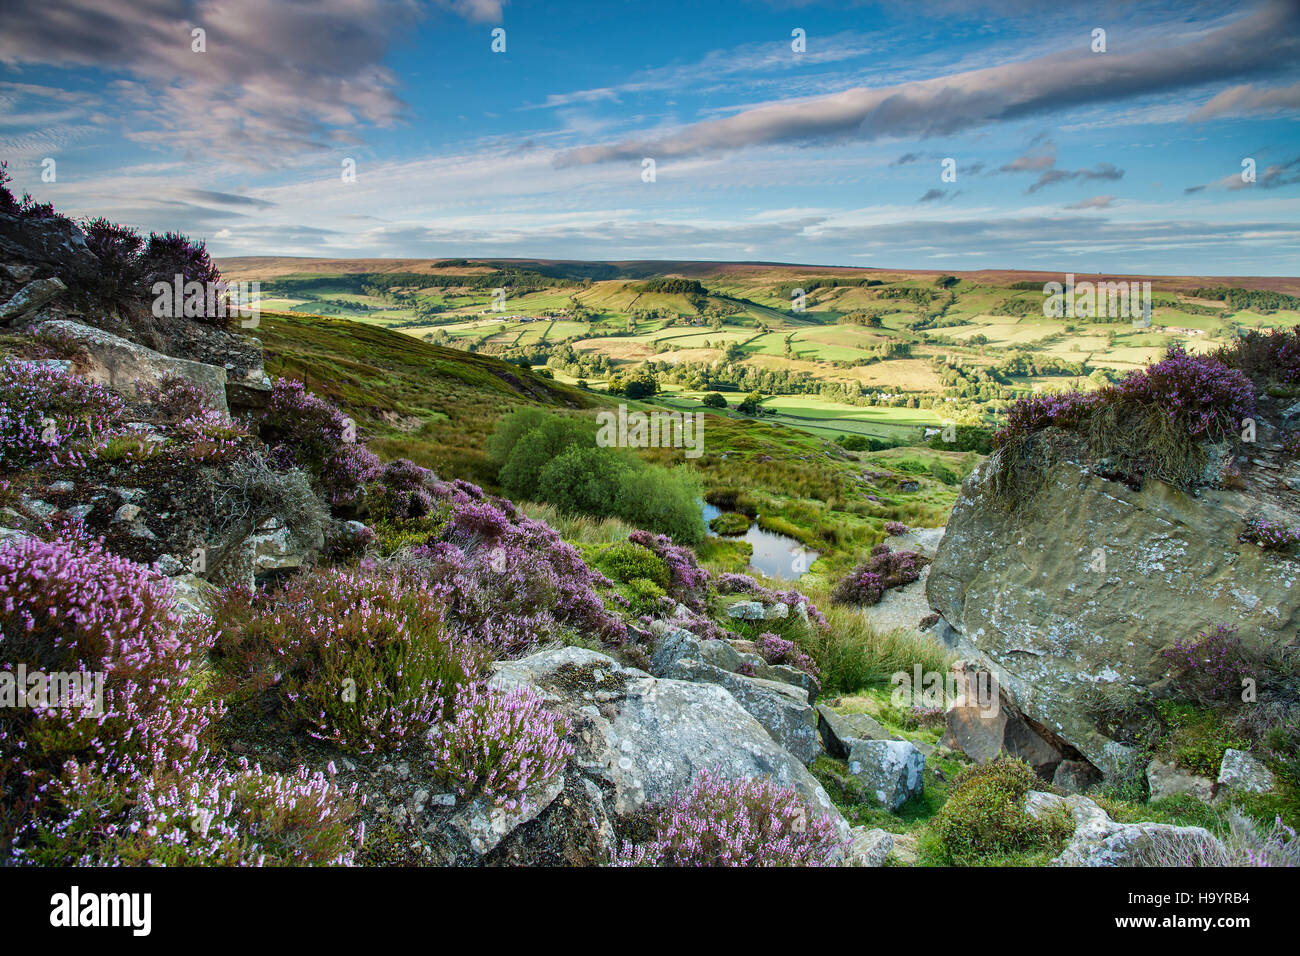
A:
927;455;1300;774
662;657;819;765
34;319;228;415
489;647;849;842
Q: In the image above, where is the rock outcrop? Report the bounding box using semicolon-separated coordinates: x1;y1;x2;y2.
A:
489;647;850;842
928;452;1300;775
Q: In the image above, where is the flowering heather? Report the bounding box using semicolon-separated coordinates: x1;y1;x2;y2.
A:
614;769;848;867
1114;344;1256;441
210;567;485;755
831;545;924;607
1239;815;1300;868
261;378;355;476
1239;516;1300;553
754;632;820;680
1215;325;1300;385
17;757;360;866
134;372;211;423
412;496;627;654
628;529;710;610
430;682;572;811
994;389;1103;446
1161;625;1247;703
716;572;759;594
0;533;219;860
171;409;250;464
884;521;910;536
322;443;383;508
0;358;126;471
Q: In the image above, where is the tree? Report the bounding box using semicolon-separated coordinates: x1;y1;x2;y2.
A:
701;392;727;409
736;391;764;415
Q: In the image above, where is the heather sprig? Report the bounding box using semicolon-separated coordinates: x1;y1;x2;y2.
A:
614;769;848;867
430;682;572;810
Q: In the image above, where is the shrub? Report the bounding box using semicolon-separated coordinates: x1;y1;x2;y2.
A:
884;520;909;536
1161;625;1249;704
135;372;213;423
430;682;572;810
1239;516;1300;553
171;410;250;464
628;529;710;610
615;770;848;866
754;632;820;680
262;378;355;476
19;759;359;866
701;392;728;409
991;346;1257;500
592;541;670;589
209;567;486;754
930;758;1073;864
137;231;222;317
0;358;126;471
1215;326;1300;384
82;217;143;294
831;546;924;607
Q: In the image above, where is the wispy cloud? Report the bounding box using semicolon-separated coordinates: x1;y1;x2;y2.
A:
558;1;1300;166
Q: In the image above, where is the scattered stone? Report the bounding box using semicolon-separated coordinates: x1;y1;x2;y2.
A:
0;277;65;322
1026;791;1226;866
1146;759;1214;803
848;827;895;867
844;739;925;810
448;773;566;856
1216;749;1275;795
817;704;893;758
113;503;142;523
726;600;766;621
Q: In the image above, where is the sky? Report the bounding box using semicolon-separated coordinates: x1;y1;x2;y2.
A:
1;0;1298;274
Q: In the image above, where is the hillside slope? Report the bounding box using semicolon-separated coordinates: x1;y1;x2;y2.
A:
255;309;595;484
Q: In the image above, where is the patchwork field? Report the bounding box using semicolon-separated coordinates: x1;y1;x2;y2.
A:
222;256;1300;447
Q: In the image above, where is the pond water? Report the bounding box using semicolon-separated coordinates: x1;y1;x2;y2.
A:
701;502;819;581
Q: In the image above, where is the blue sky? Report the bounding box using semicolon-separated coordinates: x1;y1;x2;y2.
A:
1;0;1298;273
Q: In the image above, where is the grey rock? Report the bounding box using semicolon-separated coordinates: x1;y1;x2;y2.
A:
113;503;142;523
847;827;895;867
490;646;849;842
928;452;1300;774
1053;759;1103;795
447;773;566;856
817;705;894;758
0;277;65;322
664;657;819;765
726;600;766;621
1026;791;1227;867
34;319;229;415
1216;749;1275;795
844;739;926;810
1146;759;1214;802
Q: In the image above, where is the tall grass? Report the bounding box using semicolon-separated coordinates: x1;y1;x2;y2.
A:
516;500;638;546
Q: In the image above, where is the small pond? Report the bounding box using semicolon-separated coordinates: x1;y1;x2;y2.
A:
701;502;819;581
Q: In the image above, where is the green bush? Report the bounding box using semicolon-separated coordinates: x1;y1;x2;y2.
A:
929;758;1073;864
592;541;670;589
928;461;959;484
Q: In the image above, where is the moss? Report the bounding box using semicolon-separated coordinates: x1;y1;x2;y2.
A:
708;511;751;535
1156;701;1248;778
